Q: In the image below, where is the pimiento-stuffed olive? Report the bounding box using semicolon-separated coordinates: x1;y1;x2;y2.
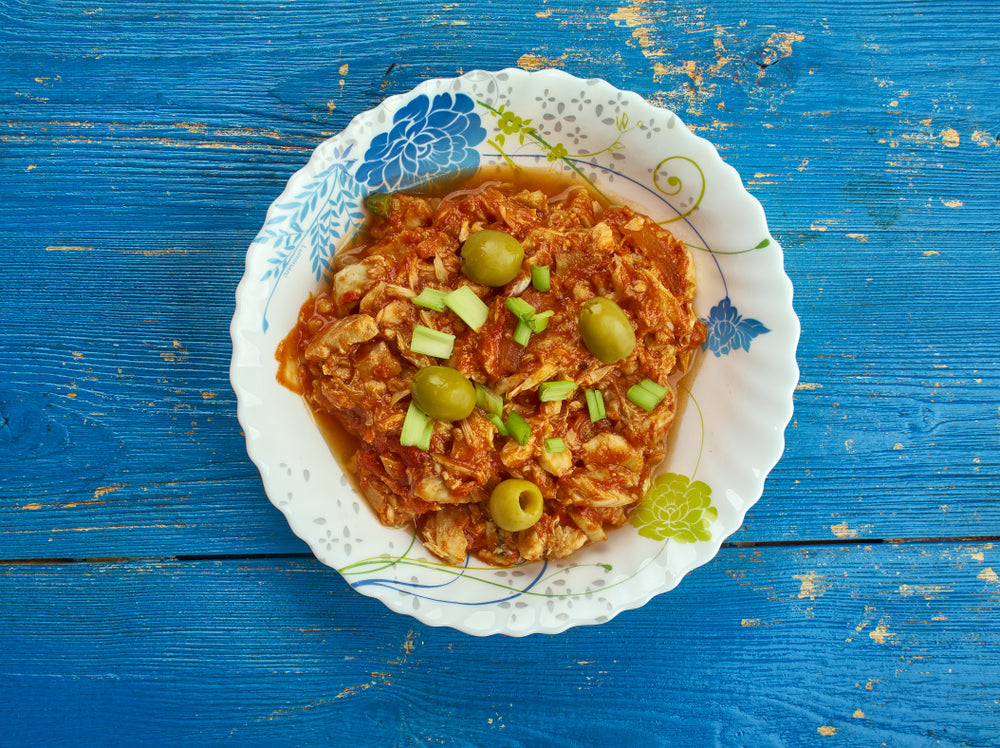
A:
460;229;525;286
410;366;476;422
488;478;544;532
578;296;636;364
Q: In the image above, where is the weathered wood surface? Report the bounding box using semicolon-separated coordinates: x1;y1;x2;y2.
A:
2;0;998;744
2;543;998;745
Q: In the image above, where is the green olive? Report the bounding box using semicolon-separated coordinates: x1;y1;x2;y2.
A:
488;479;544;532
578;296;637;364
460;229;525;286
410;366;476;422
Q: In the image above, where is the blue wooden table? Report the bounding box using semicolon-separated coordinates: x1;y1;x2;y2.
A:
2;1;998;744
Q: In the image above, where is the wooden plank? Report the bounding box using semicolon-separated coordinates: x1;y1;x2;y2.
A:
0;542;997;745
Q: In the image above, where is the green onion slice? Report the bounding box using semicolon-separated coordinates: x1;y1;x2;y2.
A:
444;286;490;331
538;380;577;402
400;401;433;450
485;413;509;436
504;296;536;320
475;383;504;416
585;388;606;422
513;318;532;347
527;309;553;334
531;265;551;292
637;378;668;399
507;411;531;446
411;287;448;312
544;437;565;453
505;295;553;343
627;378;668;412
410;325;455;359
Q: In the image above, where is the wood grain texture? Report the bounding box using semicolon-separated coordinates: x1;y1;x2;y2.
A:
1;543;997;746
1;0;999;741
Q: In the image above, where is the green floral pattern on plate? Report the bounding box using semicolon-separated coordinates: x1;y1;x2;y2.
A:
629;473;718;544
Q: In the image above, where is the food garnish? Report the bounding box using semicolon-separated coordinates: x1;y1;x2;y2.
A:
530;264;551;292
626;378;669;412
578;296;637;364
489;479;544;532
442;286;489;331
411;287;448;311
584;388;607;422
410;366;476;422
409;325;455;359
460;229;525;286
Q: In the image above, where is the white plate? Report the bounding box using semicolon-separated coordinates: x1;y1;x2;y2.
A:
230;68;799;636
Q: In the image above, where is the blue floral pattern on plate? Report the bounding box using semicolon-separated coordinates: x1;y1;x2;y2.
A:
355;92;487;190
253;146;364;331
702;297;770;356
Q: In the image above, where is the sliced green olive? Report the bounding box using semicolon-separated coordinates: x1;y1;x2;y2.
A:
410;366;476;422
488;479;544;532
578;296;636;364
460;229;524;286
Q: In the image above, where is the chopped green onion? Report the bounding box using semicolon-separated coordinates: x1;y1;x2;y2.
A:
485;413;509;436
544;437;565;453
364;193;392;218
585;388;606;422
637;378;668;399
444;286;489;331
505;294;552;340
527;309;553;334
627;385;660;412
505;294;555;346
513;318;532;347
505;296;536;320
400;401;433;450
410;325;455;358
507;411;531;445
627;378;668;412
538;380;577;402
411;287;448;312
531;264;551;292
475;383;504;416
